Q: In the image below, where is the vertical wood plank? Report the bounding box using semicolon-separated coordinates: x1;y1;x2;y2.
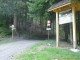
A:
72;6;77;49
56;11;59;47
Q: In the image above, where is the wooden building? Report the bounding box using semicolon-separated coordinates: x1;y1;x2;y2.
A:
48;0;80;50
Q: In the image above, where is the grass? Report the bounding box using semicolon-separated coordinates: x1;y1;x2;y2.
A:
0;38;11;44
14;40;80;60
0;36;18;45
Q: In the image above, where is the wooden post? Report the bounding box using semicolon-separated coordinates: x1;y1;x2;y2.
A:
12;29;14;40
56;11;59;47
72;7;77;49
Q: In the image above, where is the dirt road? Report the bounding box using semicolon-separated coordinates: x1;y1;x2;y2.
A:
0;39;41;60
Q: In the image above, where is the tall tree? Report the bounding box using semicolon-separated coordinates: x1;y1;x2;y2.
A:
0;0;29;36
0;0;27;27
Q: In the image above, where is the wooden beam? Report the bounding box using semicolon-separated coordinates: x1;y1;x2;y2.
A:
56;11;59;47
53;4;72;12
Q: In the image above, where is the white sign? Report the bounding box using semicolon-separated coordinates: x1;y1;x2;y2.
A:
46;28;51;30
10;25;15;30
47;24;50;26
59;9;72;24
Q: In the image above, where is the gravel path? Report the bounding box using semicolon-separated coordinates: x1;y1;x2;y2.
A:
0;39;41;60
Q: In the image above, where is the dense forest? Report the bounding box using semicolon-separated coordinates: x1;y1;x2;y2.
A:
0;0;80;44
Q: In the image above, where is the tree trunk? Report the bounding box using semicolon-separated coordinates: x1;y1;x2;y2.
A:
70;23;73;44
13;12;17;35
40;17;42;33
63;24;69;41
78;12;80;45
13;12;17;29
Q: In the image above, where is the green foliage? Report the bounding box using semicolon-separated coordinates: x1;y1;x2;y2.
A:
27;0;55;20
0;0;28;37
0;27;11;37
0;0;27;16
0;16;11;37
70;0;76;3
70;0;80;3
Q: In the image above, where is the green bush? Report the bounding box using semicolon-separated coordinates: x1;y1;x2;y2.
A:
0;27;11;37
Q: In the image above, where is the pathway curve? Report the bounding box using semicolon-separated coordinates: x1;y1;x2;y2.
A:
0;39;41;60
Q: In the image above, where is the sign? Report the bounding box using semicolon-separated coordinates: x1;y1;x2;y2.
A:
47;20;51;24
10;25;15;30
59;9;72;24
46;28;51;30
10;25;15;40
47;24;50;26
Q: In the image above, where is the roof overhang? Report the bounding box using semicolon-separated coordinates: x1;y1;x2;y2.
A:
48;0;80;12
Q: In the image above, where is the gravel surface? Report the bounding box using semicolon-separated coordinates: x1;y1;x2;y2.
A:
0;39;41;60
